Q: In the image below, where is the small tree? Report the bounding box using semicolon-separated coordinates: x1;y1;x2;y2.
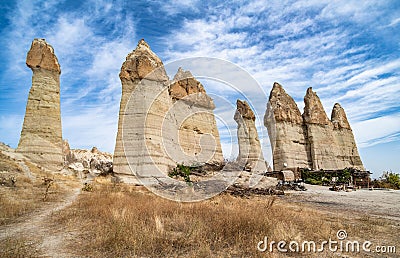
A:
386;172;400;189
374;172;400;189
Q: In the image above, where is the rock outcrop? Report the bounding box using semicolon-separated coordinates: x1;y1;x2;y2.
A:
113;39;224;184
331;103;364;170
169;68;223;166
265;83;311;171
113;39;172;183
265;83;364;171
17;39;63;170
64;144;113;176
234;99;267;172
303;87;341;170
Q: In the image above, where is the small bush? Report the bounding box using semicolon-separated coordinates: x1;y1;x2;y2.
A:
168;163;192;184
82;183;94;192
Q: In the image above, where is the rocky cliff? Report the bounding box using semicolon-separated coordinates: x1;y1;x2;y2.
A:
234;99;267;172
17;39;63;171
331;103;364;170
265;83;364;171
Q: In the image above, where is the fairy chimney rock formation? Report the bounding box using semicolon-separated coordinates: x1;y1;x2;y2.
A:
268;82;303;124
113;39;171;183
303;87;330;125
114;40;224;184
265;83;364;171
331;103;351;129
119;39;168;82
17;39;63;170
265;83;311;171
303;87;340;170
331;103;364;170
234;99;267;172
169;67;223;166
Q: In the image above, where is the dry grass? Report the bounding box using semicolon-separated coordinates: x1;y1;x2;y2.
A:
54;182;347;257
0;153;71;225
0;237;42;258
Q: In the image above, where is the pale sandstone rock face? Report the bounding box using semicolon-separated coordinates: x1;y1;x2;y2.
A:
331;103;364;170
234;99;267;172
331;103;350;130
113;40;224;184
265;83;311;171
303;87;340;170
265;83;364;171
113;39;172;183
267;82;303;124
66;147;113;175
302;87;330;125
169;68;223;166
17;39;63;170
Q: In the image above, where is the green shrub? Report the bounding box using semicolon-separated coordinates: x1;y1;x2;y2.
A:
168;164;192;184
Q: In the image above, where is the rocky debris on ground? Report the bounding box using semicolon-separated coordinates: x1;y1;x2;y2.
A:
17;38;63;171
226;184;284;197
63;140;112;176
265;82;364;171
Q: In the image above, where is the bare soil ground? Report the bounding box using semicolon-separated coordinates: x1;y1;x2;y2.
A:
285;184;400;220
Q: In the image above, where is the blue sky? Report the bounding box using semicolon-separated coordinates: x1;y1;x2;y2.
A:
0;0;399;177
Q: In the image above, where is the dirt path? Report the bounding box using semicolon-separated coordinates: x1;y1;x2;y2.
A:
0;184;81;257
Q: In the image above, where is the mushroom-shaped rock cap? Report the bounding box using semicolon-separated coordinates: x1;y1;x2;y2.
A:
26;38;61;74
267;82;303;124
119;39;168;81
303;87;330;125
235;99;255;121
331;103;351;129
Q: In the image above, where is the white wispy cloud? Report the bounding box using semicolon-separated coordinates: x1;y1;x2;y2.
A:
160;0;400;172
1;0;136;152
0;0;398;174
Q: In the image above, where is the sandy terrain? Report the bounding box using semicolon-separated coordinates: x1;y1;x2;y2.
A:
285;184;400;220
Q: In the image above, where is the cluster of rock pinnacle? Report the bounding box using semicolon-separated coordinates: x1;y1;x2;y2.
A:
265;83;364;171
16;38;364;181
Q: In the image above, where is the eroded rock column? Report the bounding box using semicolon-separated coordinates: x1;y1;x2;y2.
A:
331;103;364;170
169;68;224;166
303;87;340;170
265;83;311;171
17;39;63;170
234;99;267;172
113;39;173;182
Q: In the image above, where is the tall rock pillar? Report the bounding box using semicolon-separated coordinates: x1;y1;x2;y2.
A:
169;68;224;166
17;39;63;170
113;39;173;182
234;99;267;172
303;87;340;170
331;103;364;170
265;83;311;171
